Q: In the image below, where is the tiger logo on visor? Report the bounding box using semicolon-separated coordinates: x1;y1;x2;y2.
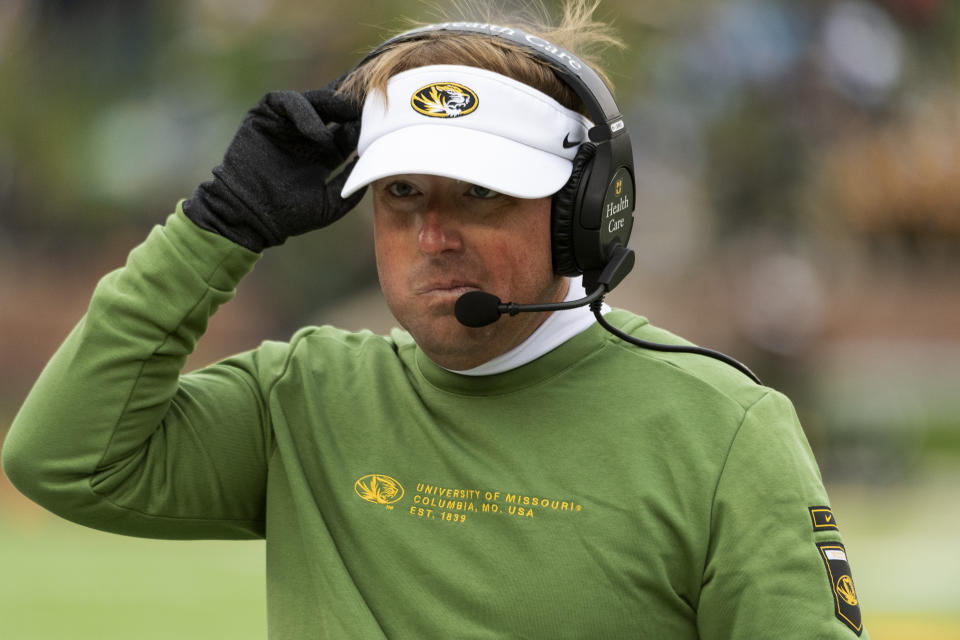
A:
411;82;479;118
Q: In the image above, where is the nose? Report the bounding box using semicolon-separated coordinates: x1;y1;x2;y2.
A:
417;207;463;256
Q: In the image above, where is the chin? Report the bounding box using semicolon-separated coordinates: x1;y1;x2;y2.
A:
409;314;487;343
402;315;498;366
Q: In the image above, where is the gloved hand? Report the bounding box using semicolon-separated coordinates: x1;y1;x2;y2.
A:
183;80;365;252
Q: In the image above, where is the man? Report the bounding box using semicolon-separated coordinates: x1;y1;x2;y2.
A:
2;1;867;638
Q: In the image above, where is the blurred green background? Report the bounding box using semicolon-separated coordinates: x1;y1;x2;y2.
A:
1;0;958;638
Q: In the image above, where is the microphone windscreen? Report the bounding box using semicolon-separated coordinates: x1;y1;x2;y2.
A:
455;291;502;328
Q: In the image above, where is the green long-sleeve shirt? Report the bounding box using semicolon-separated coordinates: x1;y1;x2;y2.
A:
2;207;867;638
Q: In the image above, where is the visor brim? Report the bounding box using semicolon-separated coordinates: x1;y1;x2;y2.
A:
340;125;574;199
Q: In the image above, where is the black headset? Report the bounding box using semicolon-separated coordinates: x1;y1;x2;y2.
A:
354;22;636;294
353;23;761;384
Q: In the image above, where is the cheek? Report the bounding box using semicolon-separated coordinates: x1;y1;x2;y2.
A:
372;212;407;297
492;237;551;283
499;202;555;276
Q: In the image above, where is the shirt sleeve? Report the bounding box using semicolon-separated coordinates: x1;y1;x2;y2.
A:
1;204;272;539
697;390;869;639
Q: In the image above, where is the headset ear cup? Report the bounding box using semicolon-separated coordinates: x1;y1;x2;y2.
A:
551;143;597;276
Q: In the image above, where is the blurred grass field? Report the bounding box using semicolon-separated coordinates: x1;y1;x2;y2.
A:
2;467;959;639
0;512;266;639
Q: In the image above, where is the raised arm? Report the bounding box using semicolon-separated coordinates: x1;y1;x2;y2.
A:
2;82;366;540
1;209;270;538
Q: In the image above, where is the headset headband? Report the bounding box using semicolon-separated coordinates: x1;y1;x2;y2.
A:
360;22;627;143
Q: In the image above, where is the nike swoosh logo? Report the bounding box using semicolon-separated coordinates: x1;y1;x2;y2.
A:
562;133;583;149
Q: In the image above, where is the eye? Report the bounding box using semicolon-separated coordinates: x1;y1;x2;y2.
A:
467;185;500;199
385;181;418;197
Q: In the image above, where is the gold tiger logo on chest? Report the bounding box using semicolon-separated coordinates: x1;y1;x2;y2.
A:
354;473;405;505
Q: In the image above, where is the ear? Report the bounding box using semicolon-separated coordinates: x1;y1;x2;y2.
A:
551;143;597;276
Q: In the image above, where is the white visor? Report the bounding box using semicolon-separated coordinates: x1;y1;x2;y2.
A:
340;64;593;199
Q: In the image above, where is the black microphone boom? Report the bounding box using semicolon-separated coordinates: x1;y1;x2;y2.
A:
454;246;635;328
454;286;607;328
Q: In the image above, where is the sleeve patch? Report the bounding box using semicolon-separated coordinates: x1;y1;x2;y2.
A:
809;505;839;531
816;541;863;636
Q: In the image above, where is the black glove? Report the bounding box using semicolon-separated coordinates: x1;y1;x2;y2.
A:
183;81;365;252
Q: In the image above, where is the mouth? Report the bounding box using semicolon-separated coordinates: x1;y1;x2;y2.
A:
414;279;484;299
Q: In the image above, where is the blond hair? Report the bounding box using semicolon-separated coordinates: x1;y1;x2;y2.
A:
339;0;623;114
